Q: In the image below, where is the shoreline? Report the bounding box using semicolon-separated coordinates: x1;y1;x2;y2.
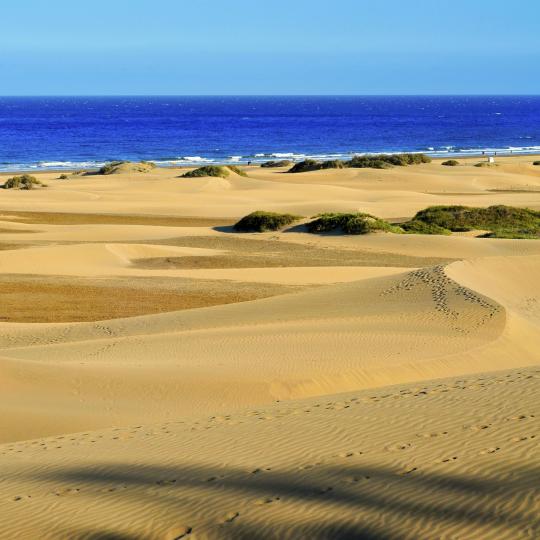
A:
1;151;540;176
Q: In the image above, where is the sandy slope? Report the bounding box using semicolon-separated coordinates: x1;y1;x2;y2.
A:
0;155;539;218
0;366;538;539
0;156;539;538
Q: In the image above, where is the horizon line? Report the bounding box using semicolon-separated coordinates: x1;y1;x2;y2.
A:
1;93;539;98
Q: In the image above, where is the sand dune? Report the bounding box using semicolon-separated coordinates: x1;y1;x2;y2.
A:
0;156;538;538
2;256;536;443
1;155;539;218
0;366;538;539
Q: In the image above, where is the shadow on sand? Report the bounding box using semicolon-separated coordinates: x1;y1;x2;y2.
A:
33;460;539;539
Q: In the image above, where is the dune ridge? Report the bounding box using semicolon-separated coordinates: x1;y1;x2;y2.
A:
0;155;539;538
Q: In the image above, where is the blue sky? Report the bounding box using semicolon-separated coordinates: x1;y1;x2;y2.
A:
1;0;539;95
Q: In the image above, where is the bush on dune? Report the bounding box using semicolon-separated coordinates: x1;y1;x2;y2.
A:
406;205;540;238
226;165;248;177
348;156;392;169
233;211;302;232
400;220;452;235
533;161;540;166
441;160;459;166
306;212;403;235
260;160;293;168
97;161;156;175
474;162;498;168
320;160;346;169
288;159;324;173
288;159;347;173
3;174;46;189
233;206;540;239
288;153;432;173
181;165;230;179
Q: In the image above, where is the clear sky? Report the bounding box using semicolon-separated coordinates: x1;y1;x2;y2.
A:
1;0;539;95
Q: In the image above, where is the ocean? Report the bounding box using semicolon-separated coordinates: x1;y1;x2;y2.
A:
0;95;539;172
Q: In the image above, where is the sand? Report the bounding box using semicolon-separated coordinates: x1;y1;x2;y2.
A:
0;155;538;539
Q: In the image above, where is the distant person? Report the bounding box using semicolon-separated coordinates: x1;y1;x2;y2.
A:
247;161;252;166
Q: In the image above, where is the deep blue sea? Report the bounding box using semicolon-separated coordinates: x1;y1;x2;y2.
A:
0;96;539;171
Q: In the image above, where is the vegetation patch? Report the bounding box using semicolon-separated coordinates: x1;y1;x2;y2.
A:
288;159;325;173
58;174;69;179
347;156;392;169
97;161;156;175
307;212;403;235
288;153;431;173
181;165;230;179
474;162;498;168
400;220;452;235
533;161;540;166
260;160;293;168
441;160;459;166
3;174;46;189
405;205;540;238
234;211;302;232
349;153;431;168
226;165;248;177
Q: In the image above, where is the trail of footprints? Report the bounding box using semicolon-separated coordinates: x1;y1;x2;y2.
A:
381;266;502;333
2;370;537;458
2;369;538;539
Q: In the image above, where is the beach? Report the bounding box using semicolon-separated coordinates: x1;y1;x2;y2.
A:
0;154;539;538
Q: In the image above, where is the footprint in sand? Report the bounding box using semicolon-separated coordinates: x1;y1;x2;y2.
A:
167;526;192;539
437;456;458;463
480;447;501;455
12;495;31;501
417;431;449;439
386;442;412;452
221;512;239;523
346;475;370;483
254;496;281;506
337;451;362;458
251;467;272;475
53;488;80;496
156;479;177;486
205;475;225;482
399;467;418;476
512;435;536;442
506;414;535;422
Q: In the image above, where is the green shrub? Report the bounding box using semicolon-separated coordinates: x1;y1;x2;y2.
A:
533;161;540;166
288;159;347;173
234;211;302;232
348;156;392;169
306;212;403;235
407;205;540;238
226;165;248;177
441;160;459;167
400;220;452;235
288;159;323;173
3;174;45;189
98;161;127;175
97;161;156;175
260;160;293;168
349;153;431;169
320;160;346;169
182;166;230;179
474;162;498;168
287;153;432;173
58;174;69;179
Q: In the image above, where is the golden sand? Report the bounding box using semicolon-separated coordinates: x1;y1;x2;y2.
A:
0;155;538;538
